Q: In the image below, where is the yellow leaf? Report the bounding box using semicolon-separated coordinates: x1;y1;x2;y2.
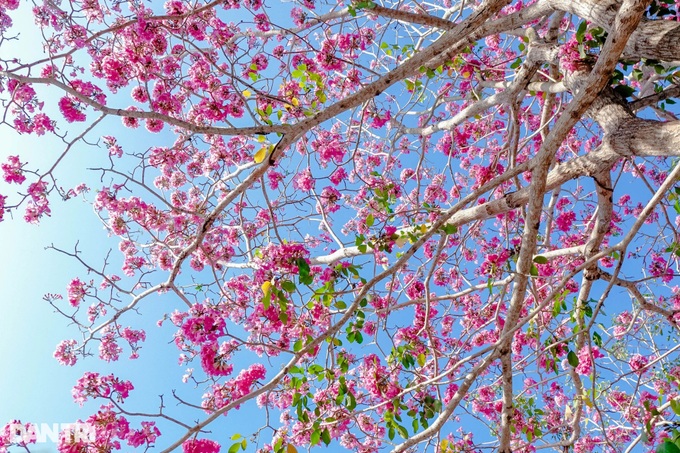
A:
261;281;272;295
582;393;593;408
242;89;252;98
254;147;267;163
291;98;299;107
462;71;471;78
286;444;298;453
394;236;408;248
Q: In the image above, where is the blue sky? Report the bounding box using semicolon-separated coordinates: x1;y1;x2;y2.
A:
4;2;680;453
0;9;254;449
0;84;258;453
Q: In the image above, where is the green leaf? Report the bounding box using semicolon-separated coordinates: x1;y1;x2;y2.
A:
671;399;680;416
281;280;296;293
228;443;241;453
533;256;548;264
366;214;375;227
441;224;457;235
614;84;636;98
567;350;579;367
530;264;539;277
296;258;313;285
576;21;588;43
321;428;331;446
346;392;357;410
583;303;593;318
310;429;321;446
593;331;602;347
657;441;680;453
396;423;409;439
553;298;563;317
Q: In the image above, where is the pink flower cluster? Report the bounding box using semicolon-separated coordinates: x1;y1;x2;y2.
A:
54;339;79;366
629;353;650;374
574;346;604;376
359;354;401;402
203;363;266;411
555;211;576;232
649;253;674;283
126;421;161;448
0;194;6;222
58;96;87;123
558;38;582;72
120;327;146;359
1;155;26;184
293;168;315;191
99;324;123;362
180;303;226;344
256;242;310;277
67;277;89;307
1;420;36;450
72;372;134;405
199;340;239;377
311;130;347;166
56;405;160;452
182;438;221;453
24;180;50;223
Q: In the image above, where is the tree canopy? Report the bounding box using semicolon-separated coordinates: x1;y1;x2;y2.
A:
3;0;680;451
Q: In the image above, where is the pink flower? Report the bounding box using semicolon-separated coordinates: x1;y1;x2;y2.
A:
126;421;161;447
182;438;221;453
32;113;54;135
575;346;604;376
555;211;576;232
58;96;86;122
267;170;283;190
1;155;26;184
290;7;306;27
145;118;164;133
67;278;89;307
122;106;141;128
200;341;235;377
54;339;78;366
649;253;674;283
72;372;134;405
253;13;270;32
99;325;123;362
629;353;649;374
1;0;19;10
0;194;6;222
293;168;315;191
330;167;347;185
558;38;582;73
